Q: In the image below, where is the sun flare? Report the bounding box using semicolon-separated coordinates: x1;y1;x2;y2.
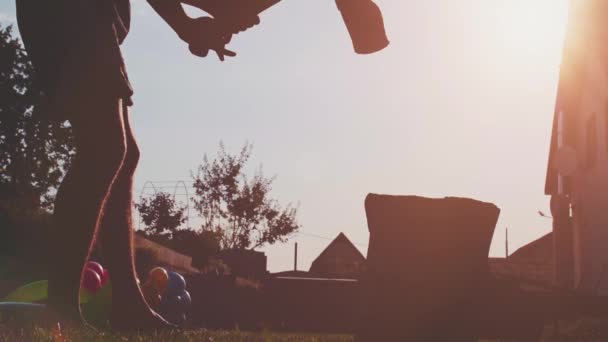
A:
495;0;570;56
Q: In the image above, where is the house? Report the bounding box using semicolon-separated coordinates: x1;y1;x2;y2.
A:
214;249;268;279
308;233;366;279
134;234;199;274
545;0;608;294
489;233;554;290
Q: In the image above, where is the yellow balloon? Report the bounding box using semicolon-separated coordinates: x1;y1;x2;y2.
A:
142;284;162;308
148;267;169;294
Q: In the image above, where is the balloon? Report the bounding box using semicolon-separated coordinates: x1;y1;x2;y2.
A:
142;284;162;308
178;290;191;309
149;293;162;309
3;280;48;303
148;267;169;294
86;261;104;277
100;269;110;286
3;280;96;305
164;312;186;325
2;283;113;328
0;302;46;309
81;280;112;328
159;295;181;315
165;272;186;297
82;268;102;293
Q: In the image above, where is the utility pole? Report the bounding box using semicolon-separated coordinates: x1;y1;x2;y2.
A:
505;227;509;259
294;242;298;271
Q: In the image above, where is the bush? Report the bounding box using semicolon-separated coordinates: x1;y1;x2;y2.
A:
0;188;53;281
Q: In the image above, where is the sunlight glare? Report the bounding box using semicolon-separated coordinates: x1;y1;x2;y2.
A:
496;0;569;57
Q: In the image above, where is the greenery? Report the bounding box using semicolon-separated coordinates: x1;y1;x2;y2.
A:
0;326;354;342
134;143;300;267
136;192;187;237
0;24;72;278
192;143;299;250
0;24;75;211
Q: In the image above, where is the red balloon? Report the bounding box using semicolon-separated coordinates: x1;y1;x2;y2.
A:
86;261;104;278
100;269;110;285
82;268;102;293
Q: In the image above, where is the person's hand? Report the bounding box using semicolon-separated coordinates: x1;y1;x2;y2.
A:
180;17;236;61
195;0;261;34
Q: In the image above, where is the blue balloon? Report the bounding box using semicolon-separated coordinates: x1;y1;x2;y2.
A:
178;290;191;308
158;294;187;325
159;294;182;315
165;272;186;297
164;312;186;325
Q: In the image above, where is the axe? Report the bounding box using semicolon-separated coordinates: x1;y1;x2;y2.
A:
257;0;389;54
335;0;389;54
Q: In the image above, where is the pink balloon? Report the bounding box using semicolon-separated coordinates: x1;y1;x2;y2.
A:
101;269;110;285
86;261;104;278
82;268;102;293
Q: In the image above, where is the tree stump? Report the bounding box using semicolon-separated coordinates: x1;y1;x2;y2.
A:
356;194;543;341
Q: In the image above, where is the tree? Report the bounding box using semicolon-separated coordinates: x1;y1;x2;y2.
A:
0;25;75;211
135;192;187;237
171;229;222;268
191;143;300;250
136;191;222;267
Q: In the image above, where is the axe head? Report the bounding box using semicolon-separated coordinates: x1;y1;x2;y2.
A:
336;0;389;54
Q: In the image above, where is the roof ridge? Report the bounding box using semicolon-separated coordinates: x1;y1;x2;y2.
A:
309;232;366;271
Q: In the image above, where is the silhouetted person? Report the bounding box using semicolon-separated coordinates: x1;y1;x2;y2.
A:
15;0;259;330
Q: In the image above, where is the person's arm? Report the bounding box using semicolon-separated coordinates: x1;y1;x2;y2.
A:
146;0;235;60
180;0;261;33
146;0;193;41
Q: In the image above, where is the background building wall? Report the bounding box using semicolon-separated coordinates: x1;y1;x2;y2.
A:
569;46;608;293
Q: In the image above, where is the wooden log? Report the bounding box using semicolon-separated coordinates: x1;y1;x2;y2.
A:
357;194;517;341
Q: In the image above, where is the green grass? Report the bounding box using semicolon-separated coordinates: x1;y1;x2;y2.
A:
4;320;608;341
0;325;354;342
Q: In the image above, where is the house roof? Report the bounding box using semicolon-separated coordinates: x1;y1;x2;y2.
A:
509;233;553;264
309;233;365;271
490;233;553;289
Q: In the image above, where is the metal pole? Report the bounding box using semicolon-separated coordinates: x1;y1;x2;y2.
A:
294;242;298;271
505;227;509;259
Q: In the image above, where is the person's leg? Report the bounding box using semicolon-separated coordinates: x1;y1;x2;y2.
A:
97;104;172;330
47;96;126;322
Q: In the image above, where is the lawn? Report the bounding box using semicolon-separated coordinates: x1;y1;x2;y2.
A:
0;325;354;342
4;318;608;341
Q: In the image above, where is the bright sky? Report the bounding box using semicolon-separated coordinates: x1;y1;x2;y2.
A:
0;0;569;272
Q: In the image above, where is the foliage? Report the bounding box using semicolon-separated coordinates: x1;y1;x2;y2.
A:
172;229;222;268
135;192;187;236
136;190;222;268
0;190;53;280
0;24;75;211
191;143;300;250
